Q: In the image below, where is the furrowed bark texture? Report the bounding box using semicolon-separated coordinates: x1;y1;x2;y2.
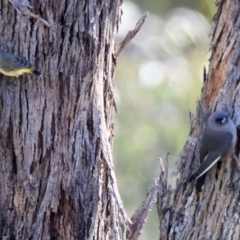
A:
157;0;240;239
0;1;127;239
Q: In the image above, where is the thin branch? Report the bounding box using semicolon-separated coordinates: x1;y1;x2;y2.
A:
126;179;159;240
9;0;31;13
25;9;52;28
116;12;148;57
9;0;51;28
157;154;173;240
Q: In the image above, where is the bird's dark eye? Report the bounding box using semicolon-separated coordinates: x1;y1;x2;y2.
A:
215;117;227;124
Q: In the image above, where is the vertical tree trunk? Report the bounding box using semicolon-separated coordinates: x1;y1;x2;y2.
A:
157;0;240;239
0;1;128;239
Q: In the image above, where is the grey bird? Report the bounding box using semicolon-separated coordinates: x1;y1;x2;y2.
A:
188;111;237;192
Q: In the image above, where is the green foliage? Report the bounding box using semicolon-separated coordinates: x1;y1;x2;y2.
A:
114;0;215;239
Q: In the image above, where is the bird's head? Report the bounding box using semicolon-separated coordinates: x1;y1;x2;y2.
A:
209;111;230;129
214;112;228;125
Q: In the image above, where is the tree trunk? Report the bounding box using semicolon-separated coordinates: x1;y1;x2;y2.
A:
157;0;240;239
0;0;128;239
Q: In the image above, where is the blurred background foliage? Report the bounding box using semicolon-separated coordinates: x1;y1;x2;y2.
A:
114;0;215;239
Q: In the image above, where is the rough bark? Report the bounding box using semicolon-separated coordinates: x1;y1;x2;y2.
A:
157;0;240;239
0;0;128;239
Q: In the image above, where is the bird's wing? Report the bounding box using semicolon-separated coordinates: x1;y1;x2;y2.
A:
0;54;31;71
13;56;32;70
189;133;233;182
189;152;221;181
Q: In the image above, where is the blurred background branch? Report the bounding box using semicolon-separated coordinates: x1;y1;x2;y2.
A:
116;12;148;57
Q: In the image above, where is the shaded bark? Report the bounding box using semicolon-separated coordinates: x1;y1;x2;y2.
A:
157;0;240;239
0;0;128;239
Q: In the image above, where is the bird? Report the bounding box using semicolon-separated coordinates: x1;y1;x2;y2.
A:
188;111;237;192
0;52;41;77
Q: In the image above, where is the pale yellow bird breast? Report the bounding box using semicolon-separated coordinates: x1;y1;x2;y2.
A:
0;68;24;77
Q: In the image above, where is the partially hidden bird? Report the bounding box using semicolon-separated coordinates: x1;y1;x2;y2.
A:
188;111;237;192
0;52;41;77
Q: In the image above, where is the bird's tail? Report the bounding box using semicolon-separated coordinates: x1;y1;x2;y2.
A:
195;173;207;192
188;172;207;192
188;174;196;182
32;69;41;77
